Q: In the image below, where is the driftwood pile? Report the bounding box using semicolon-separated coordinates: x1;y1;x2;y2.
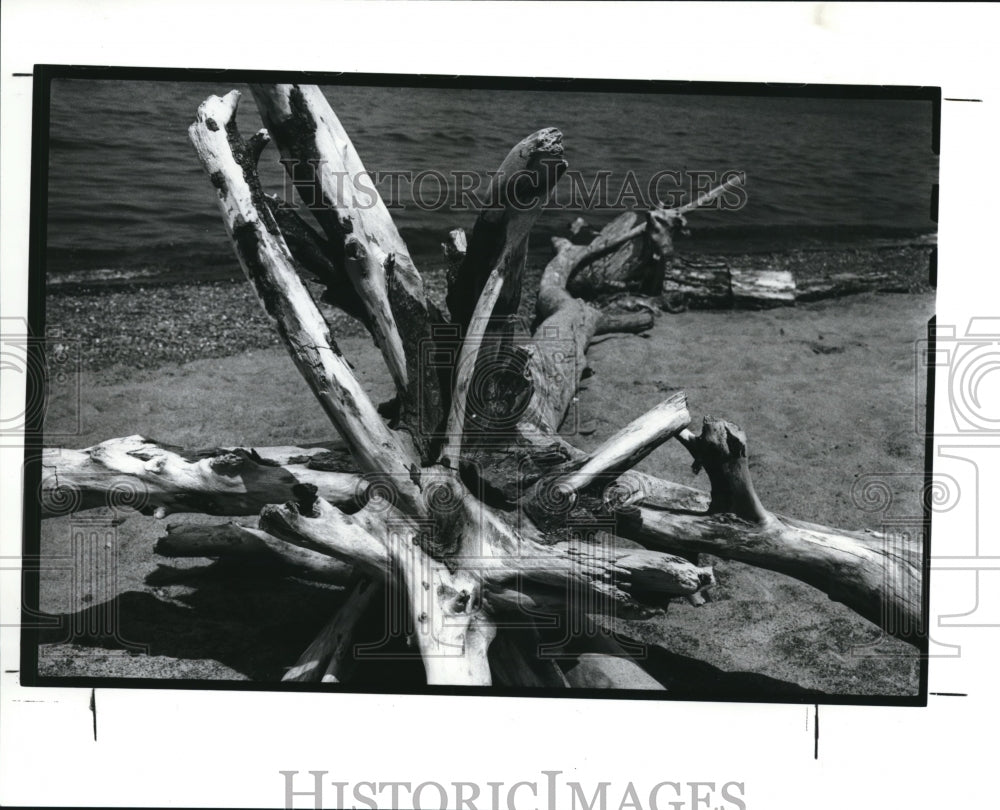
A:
39;85;922;688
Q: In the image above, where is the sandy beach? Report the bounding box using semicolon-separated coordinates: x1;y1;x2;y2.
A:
36;270;933;697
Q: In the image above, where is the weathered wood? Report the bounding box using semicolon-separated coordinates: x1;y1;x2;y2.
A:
446;128;566;332
440;129;568;467
594;308;655;335
564;211;658;299
488;627;570;689
189;90;426;516
730;267;796;307
677;418;771;523
391;520;497;686
39;436;363;518
566;177;743;300
442;228;468;278
558;392;690;495
662;257;732;307
155;521;355;584
554;626;667;690
249;85;407;391
618;416;921;642
621;505;922;643
67;84;925;690
529;236;633;435
440;265;510;468
258;482;712;613
250;83;448;462
265;198;371;326
524;392;690;528
661;261;797;310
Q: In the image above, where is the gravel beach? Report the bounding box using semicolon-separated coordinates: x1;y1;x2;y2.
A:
44;242;931;378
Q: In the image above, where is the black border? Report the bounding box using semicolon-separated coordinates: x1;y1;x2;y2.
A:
21;64;939;707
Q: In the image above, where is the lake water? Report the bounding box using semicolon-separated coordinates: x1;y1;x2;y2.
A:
45;78;938;284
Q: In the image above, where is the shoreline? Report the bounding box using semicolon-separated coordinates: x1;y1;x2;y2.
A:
44;242;933;378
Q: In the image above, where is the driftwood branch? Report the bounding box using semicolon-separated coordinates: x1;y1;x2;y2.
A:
446;128;567;332
155;521;354;585
524;393;690;528
565;175;744;301
440;129;567;467
40;436;362;518
618;416;921;643
558;392;691;494
579;174;744;265
283;574;381;682
188;90;426;516
622;505;922;643
250;83;448;462
257;484;711;612
677;418;771;523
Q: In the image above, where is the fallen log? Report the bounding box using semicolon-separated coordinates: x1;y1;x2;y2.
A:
39;436;363;518
155;521;354;585
618;417;922;642
570;227;932;311
566;176;743;300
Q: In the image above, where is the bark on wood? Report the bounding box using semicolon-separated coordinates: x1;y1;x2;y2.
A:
264;198;371;326
662;258;732;307
248;85;408;391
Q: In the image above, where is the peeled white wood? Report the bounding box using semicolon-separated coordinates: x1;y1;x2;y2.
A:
188;90;425;516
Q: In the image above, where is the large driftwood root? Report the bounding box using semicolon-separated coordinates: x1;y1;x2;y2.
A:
38;85;923;691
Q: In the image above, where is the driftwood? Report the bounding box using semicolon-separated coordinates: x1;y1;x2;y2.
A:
39;437;361;518
565;176;741;300
38;84;924;688
565;206;931;310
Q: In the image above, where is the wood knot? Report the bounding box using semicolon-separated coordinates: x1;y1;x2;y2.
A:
291;483;320;516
